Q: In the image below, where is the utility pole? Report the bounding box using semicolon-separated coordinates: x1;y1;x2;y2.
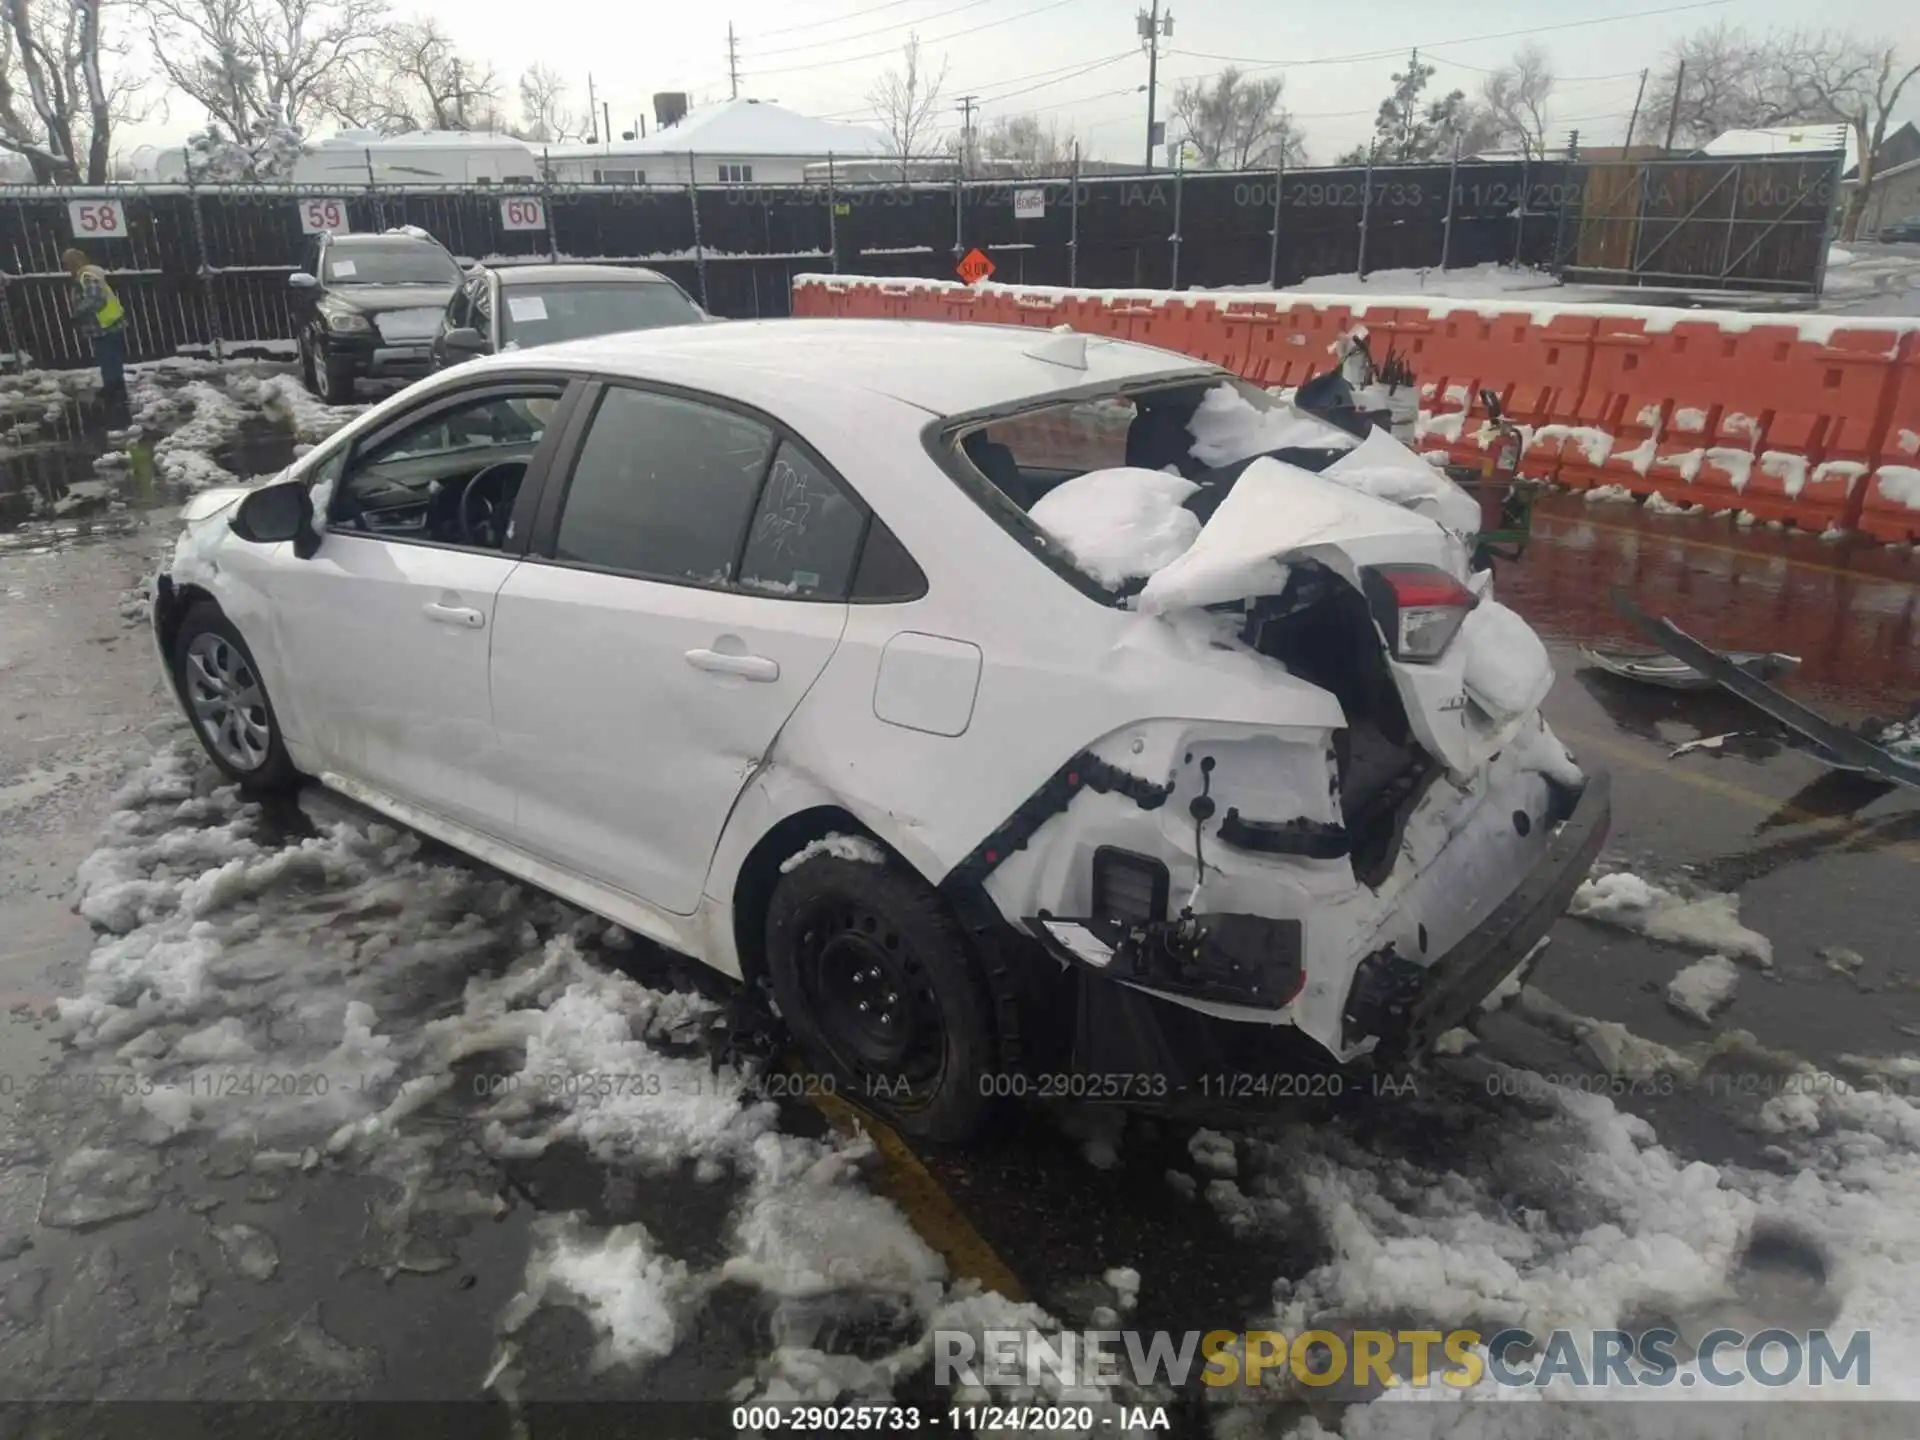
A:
955;94;979;177
1138;2;1172;170
587;73;599;142
1621;67;1649;152
451;59;466;128
727;24;741;100
1661;58;1686;153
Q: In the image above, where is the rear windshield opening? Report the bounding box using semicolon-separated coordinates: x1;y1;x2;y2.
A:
947;378;1354;517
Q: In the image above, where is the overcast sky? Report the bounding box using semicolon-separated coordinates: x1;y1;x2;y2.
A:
122;0;1920;165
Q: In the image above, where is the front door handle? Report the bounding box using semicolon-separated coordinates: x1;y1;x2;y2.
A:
685;648;779;682
423;601;484;629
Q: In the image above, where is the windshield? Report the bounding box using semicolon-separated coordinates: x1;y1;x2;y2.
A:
324;242;460;287
498;281;702;346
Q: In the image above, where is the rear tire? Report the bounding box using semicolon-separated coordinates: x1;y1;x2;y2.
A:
172;602;301;794
765;854;998;1144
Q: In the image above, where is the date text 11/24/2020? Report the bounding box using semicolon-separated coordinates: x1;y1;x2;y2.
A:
731;1404;1173;1431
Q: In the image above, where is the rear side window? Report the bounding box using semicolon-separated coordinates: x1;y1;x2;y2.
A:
737;441;866;599
554;387;775;584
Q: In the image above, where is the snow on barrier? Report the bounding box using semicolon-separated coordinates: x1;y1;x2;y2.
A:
792;274;1920;540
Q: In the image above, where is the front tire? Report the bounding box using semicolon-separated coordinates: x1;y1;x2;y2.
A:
299;330;319;393
321;353;357;406
765;854;997;1144
172;603;300;793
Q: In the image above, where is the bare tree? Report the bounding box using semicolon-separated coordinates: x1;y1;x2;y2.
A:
328;17;500;133
868;34;946;180
968;112;1072;174
1643;23;1818;147
1780;32;1920;239
1171;67;1303;169
1480;42;1553;159
148;0;385;147
0;0;141;182
517;62;574;143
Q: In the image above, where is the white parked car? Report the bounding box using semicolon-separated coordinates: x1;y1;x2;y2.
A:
151;320;1609;1141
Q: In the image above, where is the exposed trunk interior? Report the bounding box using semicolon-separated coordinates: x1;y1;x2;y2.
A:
1240;562;1439;887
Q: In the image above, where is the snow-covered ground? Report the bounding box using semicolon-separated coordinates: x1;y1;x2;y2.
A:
1263;243;1920;319
46;734;1144;1416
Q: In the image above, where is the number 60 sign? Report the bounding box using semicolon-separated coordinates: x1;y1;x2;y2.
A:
68;200;128;239
297;197;350;234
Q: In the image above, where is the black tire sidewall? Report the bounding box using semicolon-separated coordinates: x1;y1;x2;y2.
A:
321;348;356;405
172;604;300;793
765;855;997;1144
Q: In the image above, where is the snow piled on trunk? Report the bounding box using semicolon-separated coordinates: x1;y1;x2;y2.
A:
56;738;1132;1416
1028;468;1202;586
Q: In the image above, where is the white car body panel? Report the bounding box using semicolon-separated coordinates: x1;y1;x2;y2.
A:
155;319;1589;1068
489;564;846;915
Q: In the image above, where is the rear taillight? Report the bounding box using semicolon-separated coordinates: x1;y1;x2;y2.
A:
1361;564;1478;663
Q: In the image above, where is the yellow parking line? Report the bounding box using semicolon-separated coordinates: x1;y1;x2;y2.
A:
1559;726;1920;865
1537;514;1900;584
812;1091;1028;1302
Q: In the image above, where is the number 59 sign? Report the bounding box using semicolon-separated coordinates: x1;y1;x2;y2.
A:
297;197;350;234
69;200;128;239
500;196;545;231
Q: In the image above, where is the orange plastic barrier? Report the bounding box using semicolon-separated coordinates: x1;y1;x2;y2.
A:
1384;309;1597;470
789;275;1919;537
1857;332;1920;543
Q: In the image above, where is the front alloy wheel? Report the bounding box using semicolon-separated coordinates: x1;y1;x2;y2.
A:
172;602;299;792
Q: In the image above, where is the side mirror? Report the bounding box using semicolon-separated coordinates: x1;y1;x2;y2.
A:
444;326;488;356
289;271;319;292
230;480;316;554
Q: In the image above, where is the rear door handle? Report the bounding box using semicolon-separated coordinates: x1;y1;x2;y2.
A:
685;648;779;682
423;601;485;629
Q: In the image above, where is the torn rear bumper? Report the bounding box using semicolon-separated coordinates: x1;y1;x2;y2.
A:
1344;768;1612;1056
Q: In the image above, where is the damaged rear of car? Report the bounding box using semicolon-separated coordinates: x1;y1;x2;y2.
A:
923;364;1610;1099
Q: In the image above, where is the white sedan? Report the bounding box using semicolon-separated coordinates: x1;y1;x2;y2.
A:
151;319;1609;1141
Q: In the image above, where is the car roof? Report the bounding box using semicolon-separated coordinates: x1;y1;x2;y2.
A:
486;263;674;286
329;232;442;246
455;318;1219;417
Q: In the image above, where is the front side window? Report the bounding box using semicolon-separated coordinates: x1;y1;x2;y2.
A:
323;240;462;287
554;388;774;584
331;389;561;548
738;441;866;599
500;282;702;348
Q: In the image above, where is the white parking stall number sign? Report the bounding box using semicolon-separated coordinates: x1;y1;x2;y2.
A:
298;197;350;234
500;197;545;231
69;199;128;239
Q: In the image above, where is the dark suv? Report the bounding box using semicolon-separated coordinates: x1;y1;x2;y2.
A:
290;230;465;402
430;263;707;369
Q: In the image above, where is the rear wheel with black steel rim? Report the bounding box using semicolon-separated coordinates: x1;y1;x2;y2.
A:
172;602;300;793
765;854;997;1143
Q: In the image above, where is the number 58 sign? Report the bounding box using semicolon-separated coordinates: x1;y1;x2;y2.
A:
297;197;350;234
68;199;128;239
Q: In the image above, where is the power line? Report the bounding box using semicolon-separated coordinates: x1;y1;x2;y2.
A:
980;52;1135;105
758;0;940;40
747;0;1006;60
1165;0;1732;72
749;0;1087;78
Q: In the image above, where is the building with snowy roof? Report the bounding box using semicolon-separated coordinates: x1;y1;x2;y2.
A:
538;97;889;186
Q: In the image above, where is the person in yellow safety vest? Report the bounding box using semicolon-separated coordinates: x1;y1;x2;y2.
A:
62;247;127;405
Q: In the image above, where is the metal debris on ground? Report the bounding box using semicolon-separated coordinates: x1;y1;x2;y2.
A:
1612;587;1920;790
1583;643;1800;691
